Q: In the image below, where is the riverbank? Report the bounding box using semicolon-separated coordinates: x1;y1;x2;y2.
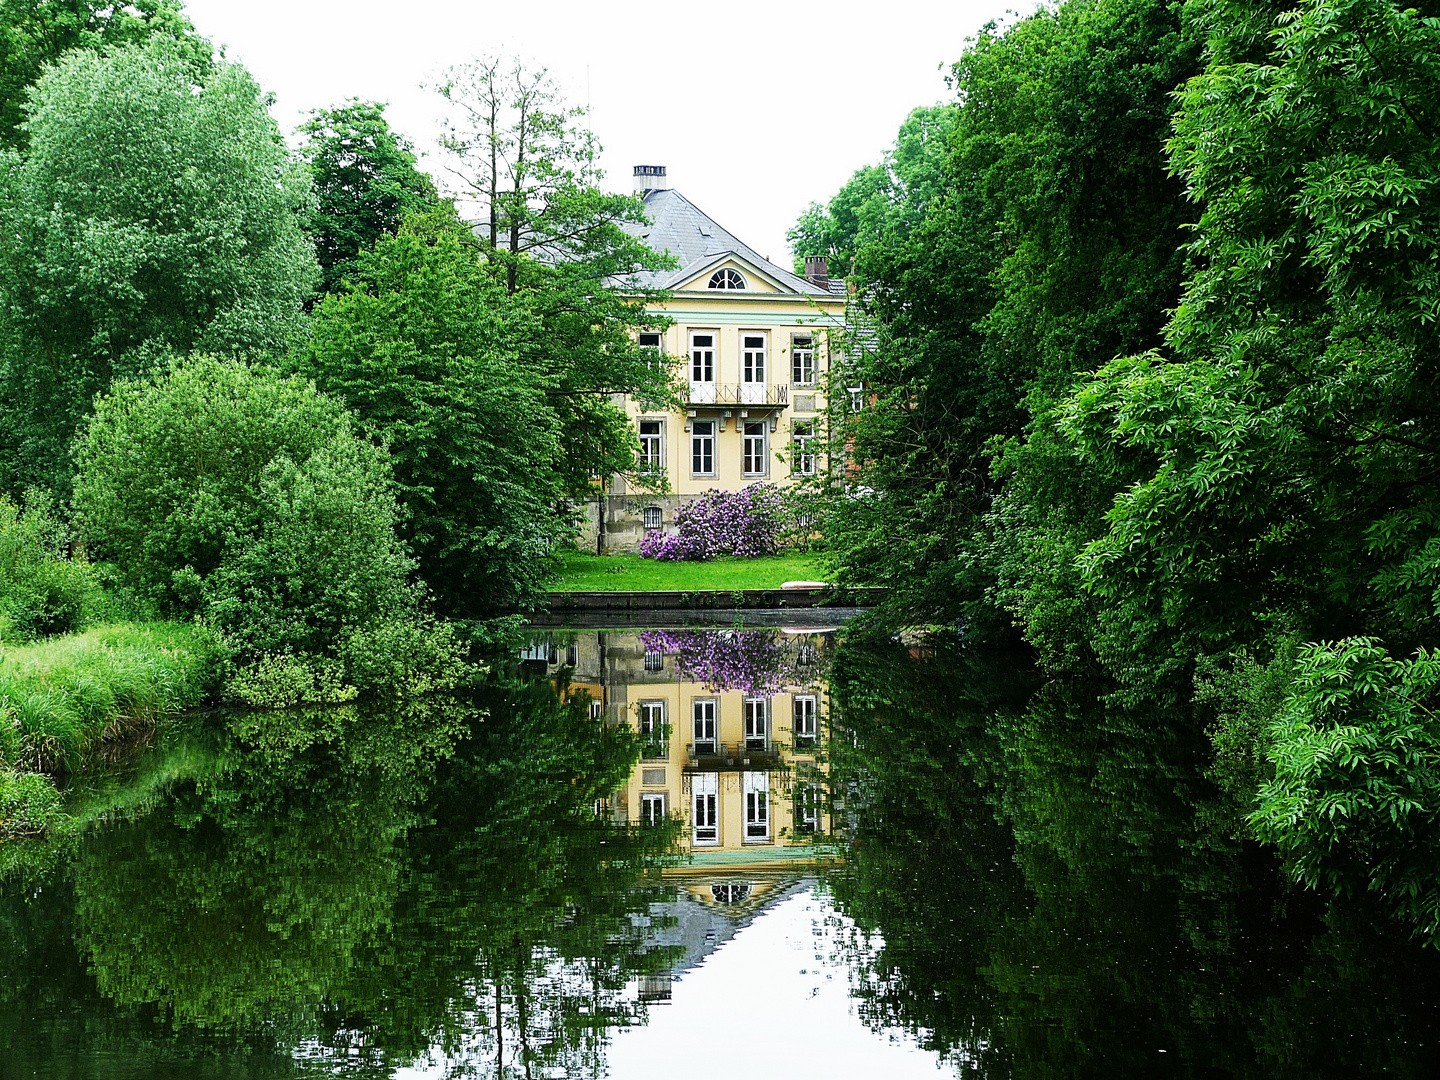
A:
551;552;823;592
0;621;218;839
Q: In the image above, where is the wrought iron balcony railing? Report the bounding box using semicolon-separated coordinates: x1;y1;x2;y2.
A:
683;382;789;407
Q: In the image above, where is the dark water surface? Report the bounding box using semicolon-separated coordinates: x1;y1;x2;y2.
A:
4;623;1440;1078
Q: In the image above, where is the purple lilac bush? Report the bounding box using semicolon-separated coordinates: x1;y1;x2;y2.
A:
640;628;786;693
638;483;782;561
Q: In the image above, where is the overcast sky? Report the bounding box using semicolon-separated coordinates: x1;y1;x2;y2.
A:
183;0;1024;265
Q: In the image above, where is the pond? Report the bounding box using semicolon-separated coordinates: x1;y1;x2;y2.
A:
4;622;1440;1078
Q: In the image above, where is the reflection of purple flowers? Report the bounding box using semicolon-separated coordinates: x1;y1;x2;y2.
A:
640;629;786;693
638;484;782;561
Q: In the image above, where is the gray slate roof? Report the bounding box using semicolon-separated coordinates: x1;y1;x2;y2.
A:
619;188;831;296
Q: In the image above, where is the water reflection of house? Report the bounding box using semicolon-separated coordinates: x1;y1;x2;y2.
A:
630;874;811;1003
529;629;835;871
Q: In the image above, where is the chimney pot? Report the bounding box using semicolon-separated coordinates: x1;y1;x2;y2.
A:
804;256;830;290
633;164;669;195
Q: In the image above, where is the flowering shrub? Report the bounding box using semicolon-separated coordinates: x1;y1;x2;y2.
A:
638;483;782;561
640;629;787;693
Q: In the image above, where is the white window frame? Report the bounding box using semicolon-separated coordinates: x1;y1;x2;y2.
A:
692;698;717;754
742;421;768;477
742;333;767;385
638;419;664;473
640;791;667;827
644;650;664;673
791;420;816;476
791;335;816;387
692;772;719;844
707;268;746;290
639;699;667;758
743;697;769;750
589;700;604;720
689;331;716;384
743;771;770;842
642;505;663;531
848;385;864;412
639;331;664;377
793;694;818;741
691;420;716;477
795;783;821;833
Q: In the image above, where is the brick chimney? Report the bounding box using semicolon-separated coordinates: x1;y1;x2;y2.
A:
633;165;669;195
804;256;829;290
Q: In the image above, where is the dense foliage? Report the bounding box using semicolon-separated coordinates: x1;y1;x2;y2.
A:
298;99;444;299
802;0;1440;938
0;491;98;642
72;356;464;703
0;37;317;494
637;484;782;561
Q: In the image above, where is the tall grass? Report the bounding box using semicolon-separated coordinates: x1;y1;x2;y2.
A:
0;622;218;773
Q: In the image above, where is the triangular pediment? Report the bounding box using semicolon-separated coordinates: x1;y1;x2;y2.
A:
669;251;795;295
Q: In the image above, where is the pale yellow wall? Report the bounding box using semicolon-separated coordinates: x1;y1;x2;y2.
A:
624;287;844;497
620;682;831;854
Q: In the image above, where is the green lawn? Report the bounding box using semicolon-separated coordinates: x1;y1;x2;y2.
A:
550;551;825;592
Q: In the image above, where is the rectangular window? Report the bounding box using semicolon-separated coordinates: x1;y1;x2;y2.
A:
589;700;604;720
743;697;769;751
638;420;663;472
519;642;557;663
639;331;662;371
744;771;770;841
643;505;663;531
848;385;864;412
691;420;715;476
742;421;767;476
795;784;820;834
792;421;816;476
692;699;717;754
639;700;668;758
742;334;766;384
792;336;815;386
690;332;715;383
794;695;817;743
693;772;719;844
644;650;664;673
640;791;667;827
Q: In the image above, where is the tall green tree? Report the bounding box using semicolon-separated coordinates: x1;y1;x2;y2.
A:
298;99;443;299
0;0;210;149
804;0;1201;635
299;213;567;613
0;38;317;494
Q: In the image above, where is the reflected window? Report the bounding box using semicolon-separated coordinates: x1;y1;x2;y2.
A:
795;784;821;833
743;697;769;750
643;505;663;531
794;695;817;744
639;700;668;759
693;699;717;754
743;771;769;841
693;772;719;844
589;700;603;720
640;792;666;826
711;882;752;904
644;650;664;673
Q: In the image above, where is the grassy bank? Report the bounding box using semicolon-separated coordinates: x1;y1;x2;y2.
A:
551;552;824;592
0;622;218;776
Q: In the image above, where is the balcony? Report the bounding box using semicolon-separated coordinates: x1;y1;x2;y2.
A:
684;382;789;407
685;741;783;771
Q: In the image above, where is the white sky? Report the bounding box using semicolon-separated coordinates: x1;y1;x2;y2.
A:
183;0;1025;266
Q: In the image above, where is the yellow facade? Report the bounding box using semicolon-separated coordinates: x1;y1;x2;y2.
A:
591;172;847;550
626;267;845;497
538;627;835;873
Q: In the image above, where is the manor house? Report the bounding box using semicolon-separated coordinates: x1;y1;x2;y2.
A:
584;166;847;552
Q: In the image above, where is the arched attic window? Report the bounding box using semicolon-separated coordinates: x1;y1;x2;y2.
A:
707;268;746;290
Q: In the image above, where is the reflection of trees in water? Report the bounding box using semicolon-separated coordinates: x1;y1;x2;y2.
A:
826;640;1440;1078
0;678;683;1078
